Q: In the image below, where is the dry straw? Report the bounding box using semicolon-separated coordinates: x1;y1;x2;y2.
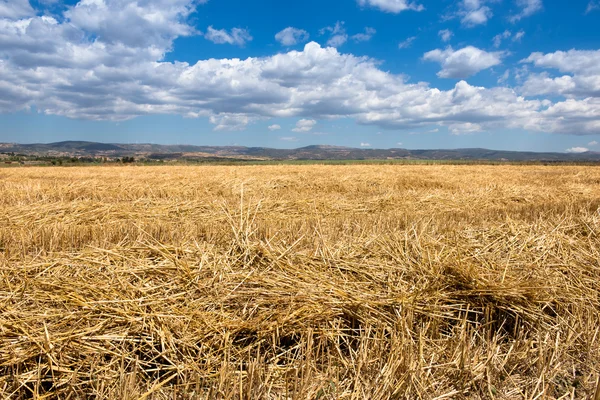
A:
0;165;599;399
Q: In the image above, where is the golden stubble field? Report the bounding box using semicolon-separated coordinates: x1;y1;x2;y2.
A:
1;165;600;399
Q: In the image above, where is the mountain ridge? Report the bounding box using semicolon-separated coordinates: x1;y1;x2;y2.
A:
1;141;599;162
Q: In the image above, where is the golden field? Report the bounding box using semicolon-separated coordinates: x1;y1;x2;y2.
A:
1;165;600;399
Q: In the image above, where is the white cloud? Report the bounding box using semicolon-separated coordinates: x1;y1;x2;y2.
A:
0;0;34;19
268;124;281;131
357;0;424;13
588;140;598;146
423;46;504;78
275;27;309;46
523;49;600;76
396;142;403;146
66;0;201;49
321;21;348;47
209;114;252;131
458;0;493;27
438;29;453;42
587;1;600;13
352;27;376;42
280;136;299;142
449;122;482;135
360;142;371;147
292;119;317;132
205;26;252;46
1;3;600;137
566;147;589;153
513;30;525;42
521;49;600;98
398;36;417;49
510;0;543;22
493;30;512;48
498;69;510;84
492;30;524;48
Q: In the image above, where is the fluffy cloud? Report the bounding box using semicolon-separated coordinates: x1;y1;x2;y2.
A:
268;124;281;131
458;0;493;27
352;27;376;42
566;147;589;153
438;29;453;42
357;0;424;13
449;122;483;134
205;26;252;46
1;2;600;136
0;0;34;19
589;140;599;146
320;22;347;47
423;46;504;78
275;27;309;46
360;142;371;147
523;50;600;76
510;0;543;22
492;30;525;48
398;36;416;49
65;0;202;49
209;114;252;131
292;119;317;133
521;50;600;97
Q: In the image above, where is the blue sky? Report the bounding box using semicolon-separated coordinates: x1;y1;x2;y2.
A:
1;0;600;152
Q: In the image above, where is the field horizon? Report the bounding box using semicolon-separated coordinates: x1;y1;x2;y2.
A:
2;141;600;164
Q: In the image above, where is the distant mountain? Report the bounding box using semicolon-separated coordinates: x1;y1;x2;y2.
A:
10;141;125;153
2;141;600;162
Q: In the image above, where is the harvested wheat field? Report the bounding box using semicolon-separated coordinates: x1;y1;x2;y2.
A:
1;165;600;399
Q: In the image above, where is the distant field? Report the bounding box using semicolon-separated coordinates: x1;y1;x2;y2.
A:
1;165;599;399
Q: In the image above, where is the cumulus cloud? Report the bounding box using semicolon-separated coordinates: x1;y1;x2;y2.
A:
521;49;600;97
357;0;424;13
1;3;600;137
205;26;252;46
423;46;504;78
66;0;201;49
566;147;589;153
0;0;34;19
352;27;376;42
280;136;299;142
292;119;317;133
589;140;598;146
510;0;543;22
275;27;309;46
320;21;347;47
457;0;493;27
398;36;417;49
449;122;483;134
209;114;252;131
360;142;371;147
268;124;281;131
438;29;453;42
